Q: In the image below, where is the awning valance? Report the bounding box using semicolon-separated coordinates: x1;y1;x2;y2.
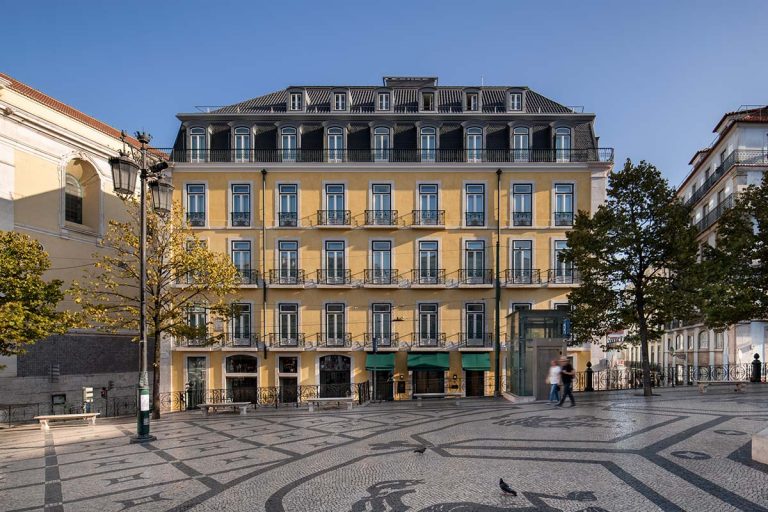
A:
407;353;450;370
462;352;491;371
365;353;395;370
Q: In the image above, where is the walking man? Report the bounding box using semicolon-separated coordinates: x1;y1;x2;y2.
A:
547;359;561;403
557;357;575;407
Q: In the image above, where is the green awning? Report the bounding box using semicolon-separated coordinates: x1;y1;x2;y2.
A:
365;353;395;370
462;353;492;371
407;353;450;370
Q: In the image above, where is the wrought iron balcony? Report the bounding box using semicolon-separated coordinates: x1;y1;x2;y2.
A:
235;269;259;285
222;333;259;348
512;212;532;226
316;269;352;285
407;332;447;348
365;333;399;349
317;210;351;226
164;148;615;164
266;333;306;348
686;150;768;207
411;268;446;285
460;332;493;348
175;336;216;348
695;194;733;233
364;268;399;285
269;269;306;285
547;268;581;284
553;211;574;226
411;210;445;226
186;212;205;227
278;212;298;227
313;332;352;348
458;268;494;284
230;211;250;227
365;209;398;226
505;268;542;285
465;212;485;226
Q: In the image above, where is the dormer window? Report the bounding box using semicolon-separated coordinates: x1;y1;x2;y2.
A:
377;92;390;111
466;93;479;112
334;92;347;111
290;92;303;111
421;92;435;111
509;92;522;111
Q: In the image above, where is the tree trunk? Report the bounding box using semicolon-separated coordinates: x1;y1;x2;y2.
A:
636;290;653;397
151;326;162;420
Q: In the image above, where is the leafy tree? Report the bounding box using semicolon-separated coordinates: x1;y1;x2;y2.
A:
564;160;698;396
0;231;76;362
73;200;239;418
698;173;768;331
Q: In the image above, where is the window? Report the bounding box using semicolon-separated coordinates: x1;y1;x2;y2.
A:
325;303;346;345
327;127;344;162
554;303;570;312
65;174;83;224
675;335;682;350
553;240;573;283
511;303;531;311
720;150;727;164
186;184;206;226
512;240;533;283
278;241;299;283
465;184;485;226
371;241;392;283
231;184;250;226
289;92;302;111
278;184;298;227
278;304;299;345
554;183;574;226
466;127;483;162
324;241;346;284
512;184;532;226
418;241;439;284
371;303;392;346
509;93;522;111
325;184;346;225
512;127;529;162
554;127;571;162
377;92;391;111
464;240;485;282
370;184;392;224
687;335;693;350
373;127;390;162
333;93;347;111
234;127;250;162
466;93;479;111
189;127;206;162
231;303;251;345
698;331;709;350
465;303;485;345
231;241;251;282
421;92;435;111
420;127;436;162
418;184;439;225
186;306;207;343
418;303;439;345
281;127;297;161
715;331;724;350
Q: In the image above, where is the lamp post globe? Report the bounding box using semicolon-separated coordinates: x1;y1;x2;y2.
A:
109;155;139;196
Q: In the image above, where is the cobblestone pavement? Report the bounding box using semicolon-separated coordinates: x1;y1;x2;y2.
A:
2;387;768;511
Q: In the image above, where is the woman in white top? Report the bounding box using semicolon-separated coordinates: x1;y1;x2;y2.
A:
547;360;561;403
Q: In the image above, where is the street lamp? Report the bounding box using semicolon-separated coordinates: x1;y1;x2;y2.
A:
108;131;172;444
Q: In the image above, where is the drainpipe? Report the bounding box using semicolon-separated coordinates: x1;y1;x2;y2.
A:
261;169;268;362
494;168;502;397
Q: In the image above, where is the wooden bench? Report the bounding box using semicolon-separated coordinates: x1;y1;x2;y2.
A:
199;402;251;416
34;413;99;431
695;380;747;394
413;392;463;406
307;397;355;412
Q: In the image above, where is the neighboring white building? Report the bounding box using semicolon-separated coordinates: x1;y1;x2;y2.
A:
664;106;768;373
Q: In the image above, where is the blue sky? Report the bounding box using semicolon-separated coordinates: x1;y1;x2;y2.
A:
2;0;767;185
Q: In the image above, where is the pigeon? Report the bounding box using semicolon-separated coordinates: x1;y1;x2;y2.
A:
499;478;517;496
413;446;427;454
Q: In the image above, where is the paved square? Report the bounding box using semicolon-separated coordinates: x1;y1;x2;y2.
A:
2;387;768;511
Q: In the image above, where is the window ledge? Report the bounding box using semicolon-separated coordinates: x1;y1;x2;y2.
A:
63;222;98;237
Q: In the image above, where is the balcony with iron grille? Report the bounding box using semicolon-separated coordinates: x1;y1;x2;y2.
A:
317;210;351;227
553;211;574;227
547;268;581;285
269;269;306;285
512;212;532;227
465;212;485;227
365;210;398;227
222;333;260;348
364;333;400;351
459;332;493;349
175;331;216;349
230;211;250;227
686;150;768;207
266;333;306;349
411;210;445;227
186;212;205;227
458;268;494;285
410;268;446;285
364;268;399;285
406;332;447;349
235;269;260;286
313;332;353;349
505;268;542;285
316;269;352;285
695;194;733;233
278;212;298;227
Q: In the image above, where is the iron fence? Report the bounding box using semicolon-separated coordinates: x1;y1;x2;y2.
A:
0;395;137;428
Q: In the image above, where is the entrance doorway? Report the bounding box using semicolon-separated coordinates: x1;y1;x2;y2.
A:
319;355;351;397
372;370;394;401
278;356;298;404
225;355;258;403
412;370;444;395
465;370;485;397
186;356;207;409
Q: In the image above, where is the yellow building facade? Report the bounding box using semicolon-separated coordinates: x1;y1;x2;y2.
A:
166;77;612;404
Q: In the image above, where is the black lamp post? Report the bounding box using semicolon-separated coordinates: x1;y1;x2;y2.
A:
108;131;172;444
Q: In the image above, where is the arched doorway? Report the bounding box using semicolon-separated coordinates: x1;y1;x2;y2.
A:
319;355;351;398
225;355;258;403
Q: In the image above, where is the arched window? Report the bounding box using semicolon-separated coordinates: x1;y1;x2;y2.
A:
465;127;483;162
233;127;250;162
327;127;344;162
698;331;709;350
675;335;682;350
513;127;529;162
714;331;724;350
281;127;297;161
554;127;571;162
420;127;436;162
189;127;206;163
373;127;390;162
65;174;83;224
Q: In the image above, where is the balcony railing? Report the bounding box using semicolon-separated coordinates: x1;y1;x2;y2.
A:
222;333;259;348
553;211;574;226
175;336;215;348
365;333;399;349
235;269;259;285
505;268;542;285
164;148;615;164
365;210;398;226
458;268;493;284
686;150;768;207
411;268;446;285
230;211;250;227
278;212;298;227
411;210;445;226
465;212;485;226
186;212;205;227
269;269;306;285
512;212;532;226
364;268;399;285
407;332;447;348
695;194;733;233
266;333;306;348
547;268;581;284
316;269;352;285
459;332;493;348
313;332;352;348
317;210;351;226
